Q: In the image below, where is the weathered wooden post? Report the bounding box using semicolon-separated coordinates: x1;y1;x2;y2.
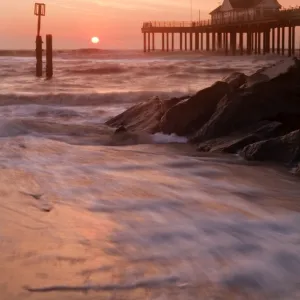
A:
34;3;45;77
46;34;53;79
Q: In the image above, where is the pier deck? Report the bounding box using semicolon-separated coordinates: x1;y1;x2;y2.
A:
141;8;300;55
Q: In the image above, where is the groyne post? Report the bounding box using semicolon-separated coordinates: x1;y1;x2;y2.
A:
45;34;53;79
34;3;45;77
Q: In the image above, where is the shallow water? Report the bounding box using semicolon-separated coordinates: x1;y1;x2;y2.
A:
0;51;300;299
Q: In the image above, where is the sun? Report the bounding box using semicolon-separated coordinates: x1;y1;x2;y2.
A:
91;37;100;44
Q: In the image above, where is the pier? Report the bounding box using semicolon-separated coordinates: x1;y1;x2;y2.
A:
141;6;300;56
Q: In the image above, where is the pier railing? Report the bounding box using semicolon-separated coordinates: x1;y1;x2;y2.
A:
142;7;300;28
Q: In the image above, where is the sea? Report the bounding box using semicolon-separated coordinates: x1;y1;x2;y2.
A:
0;49;300;299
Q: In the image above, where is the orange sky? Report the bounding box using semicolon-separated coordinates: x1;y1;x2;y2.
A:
0;0;299;49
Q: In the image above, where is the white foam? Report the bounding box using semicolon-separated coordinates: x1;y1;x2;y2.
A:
261;57;296;80
151;133;187;144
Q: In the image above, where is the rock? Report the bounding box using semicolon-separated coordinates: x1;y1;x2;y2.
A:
160;81;230;136
105;96;185;133
223;72;247;91
241;129;300;163
190;61;300;144
114;125;127;134
197;121;282;153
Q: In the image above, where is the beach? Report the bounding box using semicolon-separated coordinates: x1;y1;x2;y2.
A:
1;51;300;299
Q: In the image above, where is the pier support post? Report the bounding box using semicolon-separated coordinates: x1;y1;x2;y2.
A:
166;33;169;52
195;33;199;51
190;32;193;51
224;32;228;55
162;33;165;51
200;32;203;50
258;32;261;54
277;27;280;55
292;26;296;56
206;32;210;51
152;33;155;51
45;34;53;79
230;31;236;55
239;32;243;55
217;32;222;50
281;27;285;55
143;33;146;52
147;32;151;52
272;28;275;53
288;26;292;57
254;32;258;54
212;32;216;51
246;31;251;55
172;33;174;51
185;32;187;51
180;33;183;51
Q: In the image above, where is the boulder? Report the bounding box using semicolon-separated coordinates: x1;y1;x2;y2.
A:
197;121;283;153
105;96;185;133
190;60;300;144
241;129;300;163
223;72;247;91
160;81;230;136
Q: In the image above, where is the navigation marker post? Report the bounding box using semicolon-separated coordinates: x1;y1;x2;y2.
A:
34;3;46;77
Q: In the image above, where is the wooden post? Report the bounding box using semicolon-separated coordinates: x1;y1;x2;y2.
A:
292;26;296;56
272;28;275;53
200;32;203;50
185;32;188;51
143;32;146;52
180;33;183;51
34;3;46;77
258;32;261;54
46;34;53;79
195;33;199;51
288;26;292;57
152;33;155;51
206;32;210;51
166;33;169;52
171;33;174;51
224;32;228;55
281;26;285;55
218;32;222;50
277;27;280;54
240;32;244;55
212;32;216;51
190;32;193;51
35;35;43;77
147;32;151;52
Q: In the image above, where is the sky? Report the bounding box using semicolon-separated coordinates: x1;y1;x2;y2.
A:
0;0;299;49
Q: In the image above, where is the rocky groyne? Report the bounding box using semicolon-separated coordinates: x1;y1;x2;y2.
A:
106;57;300;175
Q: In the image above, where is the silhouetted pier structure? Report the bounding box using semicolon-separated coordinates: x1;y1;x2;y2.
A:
142;7;300;56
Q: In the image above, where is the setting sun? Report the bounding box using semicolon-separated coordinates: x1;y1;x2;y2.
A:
91;37;100;44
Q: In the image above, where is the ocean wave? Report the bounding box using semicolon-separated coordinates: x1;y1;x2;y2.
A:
0;90;188;107
72;66;127;75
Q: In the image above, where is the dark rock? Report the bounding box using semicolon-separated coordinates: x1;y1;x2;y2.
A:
160;81;230;136
241;129;300;163
105;96;185;133
190;62;300;144
114;125;127;134
223;72;247;91
197;121;282;153
106;96;164;133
